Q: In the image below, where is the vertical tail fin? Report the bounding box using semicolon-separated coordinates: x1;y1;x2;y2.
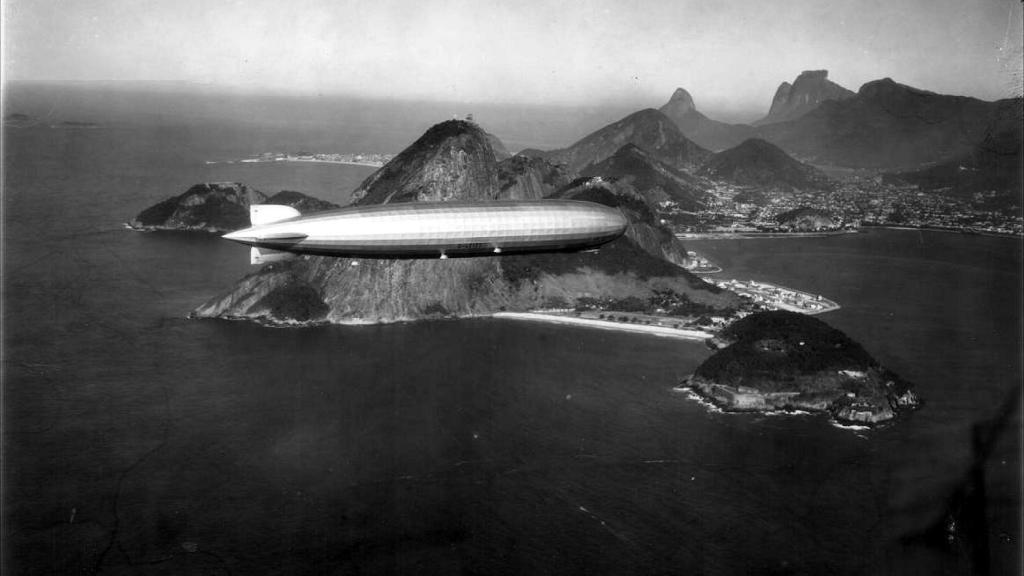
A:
251;204;301;226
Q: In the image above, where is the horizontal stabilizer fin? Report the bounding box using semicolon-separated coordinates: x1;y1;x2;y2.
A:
256;232;307;241
251;204;301;226
250;247;297;265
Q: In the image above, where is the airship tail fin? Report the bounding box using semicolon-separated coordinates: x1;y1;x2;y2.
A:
251;204;301;226
250;246;297;265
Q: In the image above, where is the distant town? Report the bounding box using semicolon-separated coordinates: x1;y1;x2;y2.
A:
211;151;396;167
659;176;1023;237
708;279;840;315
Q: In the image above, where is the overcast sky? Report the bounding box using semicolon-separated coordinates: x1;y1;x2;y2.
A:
4;0;1022;117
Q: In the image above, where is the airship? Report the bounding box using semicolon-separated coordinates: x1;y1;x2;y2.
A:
222;200;628;264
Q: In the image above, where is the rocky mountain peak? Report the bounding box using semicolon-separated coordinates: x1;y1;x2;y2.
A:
571;108;710;170
351;119;501;205
526;108;710;174
698;138;832;191
794;69;829;82
856;77;935;100
756;69;854;125
663;88;697;115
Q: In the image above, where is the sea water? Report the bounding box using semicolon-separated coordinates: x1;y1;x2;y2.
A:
3;91;1020;575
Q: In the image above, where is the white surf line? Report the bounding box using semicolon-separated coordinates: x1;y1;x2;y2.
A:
492;312;714;340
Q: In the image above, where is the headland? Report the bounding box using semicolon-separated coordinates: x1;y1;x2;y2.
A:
678;310;919;426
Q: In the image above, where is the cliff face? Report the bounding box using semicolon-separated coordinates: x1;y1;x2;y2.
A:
755;70;854;126
684;311;919;425
495;155;572;200
486;131;513;160
524;109;711;173
129;182;266;233
193;120;740;325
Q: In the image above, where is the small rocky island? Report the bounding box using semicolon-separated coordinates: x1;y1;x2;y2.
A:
127;183;337;233
680;310;919;425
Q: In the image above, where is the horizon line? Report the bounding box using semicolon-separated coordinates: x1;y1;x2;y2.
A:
4;77;1020;126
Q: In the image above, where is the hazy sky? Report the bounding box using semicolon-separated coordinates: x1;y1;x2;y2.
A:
4;0;1022;117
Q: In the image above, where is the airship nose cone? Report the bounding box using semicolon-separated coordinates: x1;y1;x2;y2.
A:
611;209;628;230
595;205;629;233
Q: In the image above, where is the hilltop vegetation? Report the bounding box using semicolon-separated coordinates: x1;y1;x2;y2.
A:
128;184;335;233
699;139;832;191
686;311;919;424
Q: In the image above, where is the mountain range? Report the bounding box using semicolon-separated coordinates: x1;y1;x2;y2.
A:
193;120;741;324
757;78;1018;169
520;108;710;173
521;106;830;197
658;70;1020;174
187;69;1019;325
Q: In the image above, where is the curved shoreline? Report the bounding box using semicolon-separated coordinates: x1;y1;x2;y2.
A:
862;224;1022;238
710;279;840;315
193;310;718;341
492;312;714;340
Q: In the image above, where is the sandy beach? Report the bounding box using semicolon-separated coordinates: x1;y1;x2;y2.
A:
492;312;715;340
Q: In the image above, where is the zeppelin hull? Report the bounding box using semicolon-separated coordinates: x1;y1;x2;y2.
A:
224;200;628;260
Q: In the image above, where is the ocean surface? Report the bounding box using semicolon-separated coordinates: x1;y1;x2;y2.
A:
3;91;1022;575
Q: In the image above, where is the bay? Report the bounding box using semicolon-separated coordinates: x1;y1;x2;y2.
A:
3;99;1020;575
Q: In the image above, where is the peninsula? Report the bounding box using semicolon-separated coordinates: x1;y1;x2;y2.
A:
708;279;839;314
679;310;919;425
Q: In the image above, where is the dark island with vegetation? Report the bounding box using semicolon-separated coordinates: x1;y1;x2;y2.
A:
680;310;920;425
127;183;337;233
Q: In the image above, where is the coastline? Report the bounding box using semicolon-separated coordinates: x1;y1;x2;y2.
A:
492;312;715;340
194;310;717;341
862;224;1023;238
684;265;723;274
206;159;386;168
710;278;841;315
676;378;912;428
676;230;858;240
